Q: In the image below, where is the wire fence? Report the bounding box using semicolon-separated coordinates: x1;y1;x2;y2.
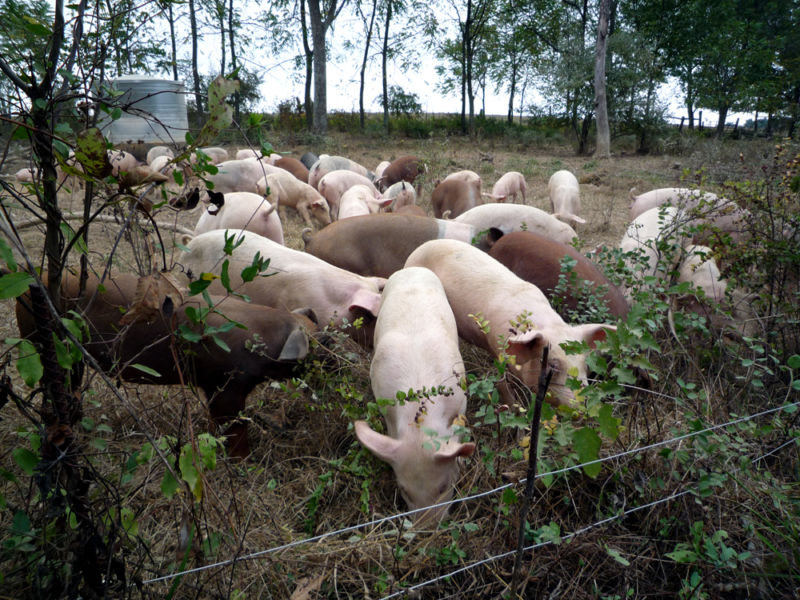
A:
139;398;799;589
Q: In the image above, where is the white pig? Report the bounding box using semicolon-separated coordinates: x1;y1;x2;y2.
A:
318;170;382;220
193;191;284;245
454;203;578;246
180;229;384;346
405;239;614;406
485;171;528;203
548;169;585;227
206;158;282;195
337;184;392;219
382;181;417;212
257;171;332;228
355;267;475;524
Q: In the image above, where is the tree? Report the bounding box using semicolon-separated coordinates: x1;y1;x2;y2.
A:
306;0;350;134
593;0;610;157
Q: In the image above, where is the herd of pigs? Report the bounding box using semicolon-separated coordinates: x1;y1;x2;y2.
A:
13;147;748;523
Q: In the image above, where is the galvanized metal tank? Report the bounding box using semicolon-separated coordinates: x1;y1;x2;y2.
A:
102;76;188;144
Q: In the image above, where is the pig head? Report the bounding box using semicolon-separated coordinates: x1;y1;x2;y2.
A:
355;267;475;524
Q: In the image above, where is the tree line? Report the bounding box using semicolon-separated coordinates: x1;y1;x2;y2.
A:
1;0;799;146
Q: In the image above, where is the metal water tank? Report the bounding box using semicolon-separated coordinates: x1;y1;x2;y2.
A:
102;76;188;144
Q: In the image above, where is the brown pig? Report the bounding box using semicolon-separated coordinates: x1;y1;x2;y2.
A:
302;213;501;278
15;271;316;458
431;178;483;219
375;155;426;195
274;156;310;182
488;231;629;320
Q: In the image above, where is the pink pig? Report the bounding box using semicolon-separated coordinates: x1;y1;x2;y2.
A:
548;170;586;227
207;158;283;195
193;191;284;245
355;266;475;524
181;229;385;346
405;239;615;407
485;171;528;203
337;184;392;219
317;170;382;220
257;171;332;228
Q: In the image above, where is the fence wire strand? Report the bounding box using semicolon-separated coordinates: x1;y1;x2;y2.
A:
139;400;798;586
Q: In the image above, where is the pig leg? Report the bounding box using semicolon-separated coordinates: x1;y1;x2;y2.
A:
296;201;316;228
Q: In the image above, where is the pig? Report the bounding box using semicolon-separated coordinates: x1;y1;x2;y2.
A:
629;187;719;221
15;271;316;458
375;155;426;195
206;158;283;195
678;244;728;306
302;213;502;279
300;152;319;170
236;148;261;160
275;156;310;182
382;181;417;212
194;191;284;245
431;178;482;219
318;170;382;220
308;155;375;190
337;184;392;219
444;169;482;194
146;146;174;165
192;146;229;164
180;229;385;346
548;170;586;227
619;206;685;283
257;171;331;228
108;150;140;177
15;168;33;183
374;160;391;179
454;203;578;246
405;239;615;407
394;204;427;217
355;267;475;524
485;171;528;203
488;231;629;320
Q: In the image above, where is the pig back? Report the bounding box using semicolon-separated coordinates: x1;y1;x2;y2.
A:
488;231;629;320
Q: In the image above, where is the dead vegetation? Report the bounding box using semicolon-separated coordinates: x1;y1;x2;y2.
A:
0;132;797;599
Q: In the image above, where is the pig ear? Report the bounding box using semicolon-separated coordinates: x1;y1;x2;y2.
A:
349;287;382;317
277;326;310;361
572;324;616;349
506;329;546;363
354;420;401;464
434;441;476;463
291;306;319;325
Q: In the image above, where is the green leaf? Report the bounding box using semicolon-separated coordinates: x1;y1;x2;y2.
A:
220;260;232;292
666;548;698;563
605;546;630;566
177;324;202;343
0;272;33;299
501;487;518;505
572;427;602;478
188;276;213;296
179;447;202;501
161;470;179;499
0;237;17;271
210;335;230;353
13;448;38;476
12;510;32;534
6;338;43;387
130;363;161;377
787;355;800;370
74;127;111;178
597;403;620;441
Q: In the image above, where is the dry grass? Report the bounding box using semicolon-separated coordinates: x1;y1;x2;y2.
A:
0;131;791;599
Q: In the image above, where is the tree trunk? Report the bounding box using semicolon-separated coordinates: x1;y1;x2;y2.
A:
507;60;517;125
578;112;592;155
228;0;240;122
593;0;610;158
167;4;178;80
300;0;314;129
382;0;391;133
715;104;729;137
308;0;333;135
189;0;203;114
358;0;377;131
